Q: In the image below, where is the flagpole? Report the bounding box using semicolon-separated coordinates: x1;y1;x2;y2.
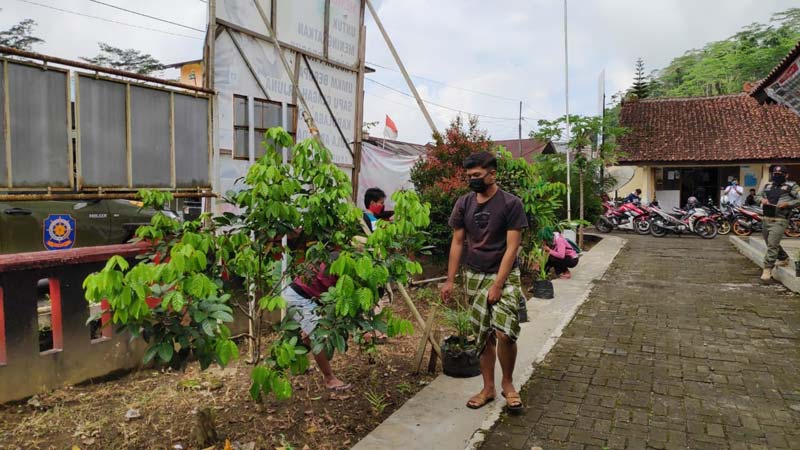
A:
564;0;572;223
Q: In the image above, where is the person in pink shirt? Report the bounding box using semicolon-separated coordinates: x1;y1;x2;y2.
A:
540;227;579;279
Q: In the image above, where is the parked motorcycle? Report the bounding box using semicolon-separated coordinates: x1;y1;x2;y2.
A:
732;206;763;236
786;209;800;238
595;200;650;235
649;205;718;239
734;205;800;238
707;204;736;235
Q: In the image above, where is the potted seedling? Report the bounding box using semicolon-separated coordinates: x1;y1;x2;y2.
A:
440;303;480;378
530;244;554;299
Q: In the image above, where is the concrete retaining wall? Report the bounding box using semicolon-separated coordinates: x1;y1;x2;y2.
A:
0;244;148;403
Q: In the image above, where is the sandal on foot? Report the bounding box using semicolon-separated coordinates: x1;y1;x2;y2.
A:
327;383;352;392
466;392;495;409
502;391;524;414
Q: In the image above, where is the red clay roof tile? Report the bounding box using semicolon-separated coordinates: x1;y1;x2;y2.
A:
618;93;800;164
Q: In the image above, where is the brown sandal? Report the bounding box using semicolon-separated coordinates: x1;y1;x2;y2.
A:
466;392;495;409
502;391;524;414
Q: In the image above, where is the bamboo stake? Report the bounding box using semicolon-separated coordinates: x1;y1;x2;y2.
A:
413;306;437;374
396;282;442;359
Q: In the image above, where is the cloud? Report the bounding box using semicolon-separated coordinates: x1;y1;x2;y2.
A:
363;0;798;143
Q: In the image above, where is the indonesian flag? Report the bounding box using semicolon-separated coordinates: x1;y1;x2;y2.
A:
383;115;398;140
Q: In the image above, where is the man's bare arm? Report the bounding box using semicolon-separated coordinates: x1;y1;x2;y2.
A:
441;228;465;300
494;229;522;288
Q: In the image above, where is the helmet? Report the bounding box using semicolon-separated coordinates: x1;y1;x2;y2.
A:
687;196;698;204
772;165;786;175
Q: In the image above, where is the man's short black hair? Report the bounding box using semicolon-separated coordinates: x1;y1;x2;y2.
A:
750;188;756;192
635;189;642;194
364;187;386;208
463;151;497;170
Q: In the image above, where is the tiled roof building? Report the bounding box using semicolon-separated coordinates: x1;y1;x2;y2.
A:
619;93;800;164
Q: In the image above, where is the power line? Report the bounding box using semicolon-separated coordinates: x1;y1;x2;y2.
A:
365;90;420;111
366;78;521;121
366;59;550;118
16;0;204;40
366;90;528;139
86;0;206;33
366;60;523;103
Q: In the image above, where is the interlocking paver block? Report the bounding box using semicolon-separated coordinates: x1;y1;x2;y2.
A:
479;235;800;450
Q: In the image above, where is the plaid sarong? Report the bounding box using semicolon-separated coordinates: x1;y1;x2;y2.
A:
466;268;522;353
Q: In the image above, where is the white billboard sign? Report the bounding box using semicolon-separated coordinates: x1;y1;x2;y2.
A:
216;0;272;36
276;0;326;57
328;0;361;66
214;30;296;151
297;58;357;166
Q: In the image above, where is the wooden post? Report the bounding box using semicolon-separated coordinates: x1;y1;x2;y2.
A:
413;307;436;374
395;282;441;359
365;0;439;137
352;15;367;202
427;330;439;373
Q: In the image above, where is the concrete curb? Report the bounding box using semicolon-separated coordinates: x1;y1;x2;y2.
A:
350;234;627;450
729;235;800;293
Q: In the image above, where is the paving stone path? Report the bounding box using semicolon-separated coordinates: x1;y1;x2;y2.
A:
480;234;800;450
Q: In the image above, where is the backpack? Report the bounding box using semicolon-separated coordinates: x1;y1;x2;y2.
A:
565;237;582;255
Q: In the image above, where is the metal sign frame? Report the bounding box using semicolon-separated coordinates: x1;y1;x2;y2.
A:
1;58;73;192
75;73;213;192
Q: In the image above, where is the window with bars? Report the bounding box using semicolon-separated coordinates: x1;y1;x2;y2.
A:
253;99;298;159
233;95;249;160
233;95;298;160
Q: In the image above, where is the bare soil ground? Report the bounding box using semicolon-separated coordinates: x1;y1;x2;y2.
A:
0;284;454;450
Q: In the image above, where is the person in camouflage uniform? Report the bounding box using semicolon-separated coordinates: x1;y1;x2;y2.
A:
756;166;800;282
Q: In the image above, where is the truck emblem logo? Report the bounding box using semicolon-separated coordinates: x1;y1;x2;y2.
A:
44;214;76;251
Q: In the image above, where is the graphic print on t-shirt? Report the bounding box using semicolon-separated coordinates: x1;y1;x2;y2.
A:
474;211;491;229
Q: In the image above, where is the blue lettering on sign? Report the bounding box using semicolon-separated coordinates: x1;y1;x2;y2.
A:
43;214;76;251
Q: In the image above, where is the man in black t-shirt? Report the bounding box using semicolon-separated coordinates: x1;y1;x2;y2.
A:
441;151;528;414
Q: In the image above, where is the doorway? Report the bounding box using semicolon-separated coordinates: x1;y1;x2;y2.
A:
679;168;718;207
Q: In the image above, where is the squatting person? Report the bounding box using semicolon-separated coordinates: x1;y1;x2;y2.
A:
541;227;579;280
756;165;800;282
440;151;528;413
281;253;351;391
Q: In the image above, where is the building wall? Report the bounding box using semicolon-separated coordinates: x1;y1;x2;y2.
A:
607;166;650;201
179;63;204;87
212;0;365;215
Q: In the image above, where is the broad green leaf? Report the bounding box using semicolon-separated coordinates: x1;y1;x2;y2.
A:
157;343;174;363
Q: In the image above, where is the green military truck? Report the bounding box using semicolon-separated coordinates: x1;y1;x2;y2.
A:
0;199;171;254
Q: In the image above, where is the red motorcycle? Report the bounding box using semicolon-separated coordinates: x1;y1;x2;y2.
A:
595;201;651;234
733;205;800;238
732;206;762;236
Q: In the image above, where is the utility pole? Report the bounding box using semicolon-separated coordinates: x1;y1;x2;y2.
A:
564;0;572;223
366;0;439;137
518;101;522;157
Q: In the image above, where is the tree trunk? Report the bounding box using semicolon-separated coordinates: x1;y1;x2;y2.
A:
579;169;585;249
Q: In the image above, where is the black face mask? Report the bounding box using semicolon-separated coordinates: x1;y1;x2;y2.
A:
469;176;490;193
773;174;786;184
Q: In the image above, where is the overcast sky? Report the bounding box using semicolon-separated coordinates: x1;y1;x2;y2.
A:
2;0;797;143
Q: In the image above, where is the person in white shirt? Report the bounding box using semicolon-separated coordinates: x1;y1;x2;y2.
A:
723;179;744;207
